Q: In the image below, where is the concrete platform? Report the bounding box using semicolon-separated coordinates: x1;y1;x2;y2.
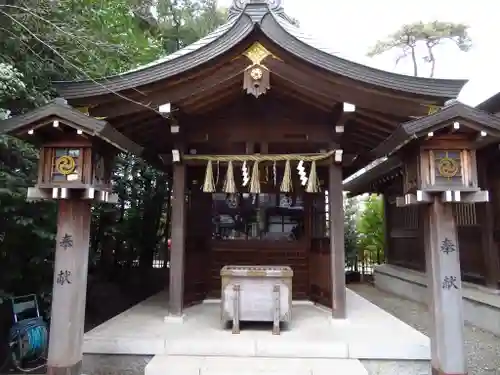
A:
83;288;430;361
374;263;500;336
145;356;368;375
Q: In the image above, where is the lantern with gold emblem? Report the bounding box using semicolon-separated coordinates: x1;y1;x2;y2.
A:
2;98;141;201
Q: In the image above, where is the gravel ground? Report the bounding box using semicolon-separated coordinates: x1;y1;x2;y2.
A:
349;283;500;375
82;355;152;375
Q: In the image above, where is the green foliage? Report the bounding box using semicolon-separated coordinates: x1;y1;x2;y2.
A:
344;195;359;269
357;194;385;264
367;21;472;77
0;63;27;119
0;0;226;314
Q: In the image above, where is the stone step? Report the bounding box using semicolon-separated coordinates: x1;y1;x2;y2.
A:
145;355;368;375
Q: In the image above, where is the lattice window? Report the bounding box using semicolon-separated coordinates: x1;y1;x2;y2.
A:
453;203;477;226
391;205;419;230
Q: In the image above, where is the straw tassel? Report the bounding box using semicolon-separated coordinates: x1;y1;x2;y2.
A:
223;161;237;193
273;161;277;186
202;160;215;192
250;161;261;194
215;161;220;187
306;160;319;193
280;160;293;192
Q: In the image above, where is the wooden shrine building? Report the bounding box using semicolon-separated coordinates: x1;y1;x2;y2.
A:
51;0;467;314
2;0;496;374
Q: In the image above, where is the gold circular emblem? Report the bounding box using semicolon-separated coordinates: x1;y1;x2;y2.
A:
250;67;263;80
56;156;76;175
438;157;459;178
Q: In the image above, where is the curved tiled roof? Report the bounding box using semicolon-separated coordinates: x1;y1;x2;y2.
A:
54;1;467;100
374;101;500;158
0;100;143;155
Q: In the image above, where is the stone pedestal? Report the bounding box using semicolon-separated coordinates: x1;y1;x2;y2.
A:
425;197;467;375
47;200;91;375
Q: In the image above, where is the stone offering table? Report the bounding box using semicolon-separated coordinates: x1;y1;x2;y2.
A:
220;265;293;335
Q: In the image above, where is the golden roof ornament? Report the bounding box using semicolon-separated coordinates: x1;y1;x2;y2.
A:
242;42;277;98
243;42;273;65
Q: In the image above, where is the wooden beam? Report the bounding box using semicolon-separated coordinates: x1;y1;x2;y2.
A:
344;136;376;150
356;108;402;127
273;78;335;111
354;114;394;134
345;130;380;148
266;61;342;104
350;121;390;139
90;59;249;118
265;59;431;117
396;191;433;206
112;111;158;130
183;81;242;114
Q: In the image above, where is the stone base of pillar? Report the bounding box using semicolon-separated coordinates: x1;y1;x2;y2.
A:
47;360;82;375
164;314;186;323
432;368;467;375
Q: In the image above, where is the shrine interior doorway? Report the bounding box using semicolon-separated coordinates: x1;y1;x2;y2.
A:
182;165;333;308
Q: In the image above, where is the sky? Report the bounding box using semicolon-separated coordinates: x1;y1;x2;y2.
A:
218;0;500;106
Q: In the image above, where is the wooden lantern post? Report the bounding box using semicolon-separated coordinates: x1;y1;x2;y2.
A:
0;100;142;375
397;137;489;375
38;140;118;375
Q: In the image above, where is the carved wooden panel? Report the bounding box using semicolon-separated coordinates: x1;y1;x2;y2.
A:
386;202;425;271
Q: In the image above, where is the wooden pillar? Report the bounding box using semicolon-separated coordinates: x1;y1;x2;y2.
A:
480;200;500;289
382;194;391;264
478;158;500;289
328;162;346;319
168;163;186;317
424;197;467;375
47;200;91;375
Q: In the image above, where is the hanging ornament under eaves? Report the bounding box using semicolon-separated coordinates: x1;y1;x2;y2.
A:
241;161;250;187
243;64;270;98
297;160;308;186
